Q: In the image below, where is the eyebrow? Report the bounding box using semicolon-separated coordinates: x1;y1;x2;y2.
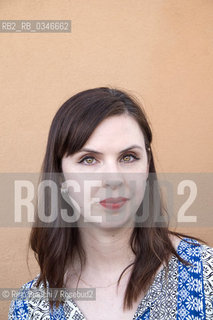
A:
77;145;143;155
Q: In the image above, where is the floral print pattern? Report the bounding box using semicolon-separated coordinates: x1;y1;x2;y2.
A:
8;237;213;319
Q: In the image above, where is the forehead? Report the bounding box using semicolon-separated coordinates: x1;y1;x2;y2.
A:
84;115;145;148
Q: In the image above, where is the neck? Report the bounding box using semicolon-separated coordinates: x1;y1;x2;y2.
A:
70;224;135;284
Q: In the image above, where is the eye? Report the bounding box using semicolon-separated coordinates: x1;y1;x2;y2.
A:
78;153;140;166
78;156;96;165
121;154;140;163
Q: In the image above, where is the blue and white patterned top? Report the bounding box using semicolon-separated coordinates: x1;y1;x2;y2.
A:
8;237;213;319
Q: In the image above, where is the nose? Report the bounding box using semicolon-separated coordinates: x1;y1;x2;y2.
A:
103;177;123;189
100;163;124;189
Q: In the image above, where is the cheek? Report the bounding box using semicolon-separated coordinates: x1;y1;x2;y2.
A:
61;158;67;171
61;157;79;174
66;178;84;204
129;177;148;219
65;181;85;218
129;173;147;202
130;158;149;173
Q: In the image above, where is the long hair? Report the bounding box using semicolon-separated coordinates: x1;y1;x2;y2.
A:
28;87;206;311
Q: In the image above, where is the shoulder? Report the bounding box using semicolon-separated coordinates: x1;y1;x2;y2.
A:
177;236;213;263
176;236;213;279
200;242;213;264
8;274;49;320
177;236;213;318
200;243;213;318
200;242;213;283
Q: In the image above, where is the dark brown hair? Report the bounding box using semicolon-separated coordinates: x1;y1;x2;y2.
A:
27;87;206;312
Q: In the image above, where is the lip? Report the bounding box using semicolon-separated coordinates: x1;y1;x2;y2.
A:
99;197;129;210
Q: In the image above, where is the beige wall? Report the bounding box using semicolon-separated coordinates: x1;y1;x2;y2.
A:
0;1;212;318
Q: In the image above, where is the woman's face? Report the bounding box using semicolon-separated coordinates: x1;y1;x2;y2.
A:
61;114;149;229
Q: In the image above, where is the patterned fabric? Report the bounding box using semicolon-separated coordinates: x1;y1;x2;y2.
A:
177;238;206;319
8;237;213;319
202;244;213;319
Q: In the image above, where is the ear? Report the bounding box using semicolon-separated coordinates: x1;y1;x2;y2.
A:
146;147;151;176
145;161;149;181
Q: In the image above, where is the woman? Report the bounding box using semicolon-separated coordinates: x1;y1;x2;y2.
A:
8;87;213;319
